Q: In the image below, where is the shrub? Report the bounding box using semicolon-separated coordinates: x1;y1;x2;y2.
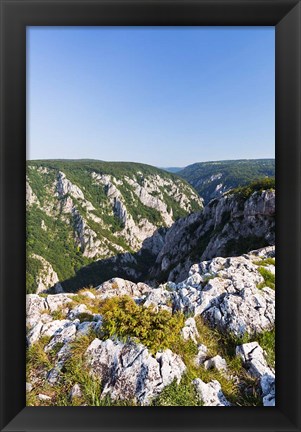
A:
99;296;185;353
230;177;275;200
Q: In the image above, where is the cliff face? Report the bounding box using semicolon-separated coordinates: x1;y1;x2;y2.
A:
149;188;275;283
26;160;202;293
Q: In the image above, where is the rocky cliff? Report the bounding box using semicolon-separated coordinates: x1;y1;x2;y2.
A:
27;161;275;294
26;160;202;293
26;246;275;407
149;185;275;283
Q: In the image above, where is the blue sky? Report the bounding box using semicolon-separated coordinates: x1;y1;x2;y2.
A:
27;27;275;167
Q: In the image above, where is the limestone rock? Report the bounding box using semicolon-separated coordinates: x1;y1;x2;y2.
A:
26;294;47;328
68;304;92;320
96;278;151;300
193;379;231;406
30;254;60;294
46;294;73;313
85;338;186;405
169;248;275;336
26;180;40;207
77;320;102;337
38;394;51;402
80;290;96;300
70;384;82;401
261;373;275;406
236;342;275;406
27;321;44;345
27;319;71;345
194;344;208;366
181;318;199;344
236;342;273;378
143;286;173;312
53;283;64;294
204;355;227;372
150;189;275;283
26;382;33;393
44;321;78;352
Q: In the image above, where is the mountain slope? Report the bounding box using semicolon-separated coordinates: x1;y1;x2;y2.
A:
149;179;275;283
26;160;203;293
178;159;275;204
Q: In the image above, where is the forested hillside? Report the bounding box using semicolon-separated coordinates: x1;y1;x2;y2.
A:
26;160;202;293
178;159;275;204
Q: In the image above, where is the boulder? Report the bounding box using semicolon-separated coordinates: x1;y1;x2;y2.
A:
27;319;71;345
204;355;227;372
85;338;186;405
68;304;93;320
70;383;82;401
46;294;73;313
96;278;151;301
181;317;199;343
236;342;275;406
44;321;78;352
38;394;51;401
143;286;173;313
193;379;231;406
80;291;95;300
26;382;33;393
194;344;208;366
26;294;47;328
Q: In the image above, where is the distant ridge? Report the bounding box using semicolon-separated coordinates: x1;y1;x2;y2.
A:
178;158;275;204
160;167;183;173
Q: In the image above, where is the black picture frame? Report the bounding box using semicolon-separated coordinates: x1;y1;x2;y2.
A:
0;0;300;431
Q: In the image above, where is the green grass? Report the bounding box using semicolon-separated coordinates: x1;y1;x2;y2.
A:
151;374;203;406
254;257;275;266
51;308;67;321
257;267;275;290
26;336;52;375
257;328;275;368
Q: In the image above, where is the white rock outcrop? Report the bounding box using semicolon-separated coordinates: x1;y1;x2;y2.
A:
85;338;186;405
204;355;227;372
181;318;200;343
193;379;231;406
96;278;152;301
194;344;208;366
236;342;275;406
170;247;275;336
30;254;60;293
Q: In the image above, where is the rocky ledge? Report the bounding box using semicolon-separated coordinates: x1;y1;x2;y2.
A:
26;246;275;407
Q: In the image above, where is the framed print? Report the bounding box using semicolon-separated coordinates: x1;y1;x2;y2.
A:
0;0;300;431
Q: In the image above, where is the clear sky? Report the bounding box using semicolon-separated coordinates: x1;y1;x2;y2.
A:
27;27;275;167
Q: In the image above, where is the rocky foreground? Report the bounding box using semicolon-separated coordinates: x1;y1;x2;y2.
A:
26;246;275;407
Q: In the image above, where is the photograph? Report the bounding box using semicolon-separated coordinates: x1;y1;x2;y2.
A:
26;26;275;407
